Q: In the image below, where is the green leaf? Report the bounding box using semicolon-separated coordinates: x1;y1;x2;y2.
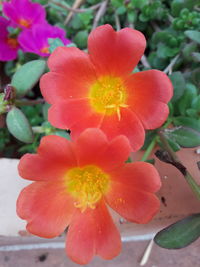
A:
182;43;198;61
192;52;200;62
165;135;181;152
48;38;65;53
73;30;88;49
154;214;200;249
78;11;93;26
185;30;200;44
169;72;186;102
176;83;197;116
171;0;198;16
157;44;179;59
132;0;148;9
116;6;126;15
11;60;46;97
6;107;34;143
54;130;71;140
164;126;200;148
173;116;200;132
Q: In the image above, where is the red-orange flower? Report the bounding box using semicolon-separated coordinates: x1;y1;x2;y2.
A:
40;24;173;151
17;128;161;264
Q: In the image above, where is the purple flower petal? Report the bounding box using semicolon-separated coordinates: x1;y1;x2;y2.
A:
19;23;71;57
0;16;20;61
3;0;46;29
0;41;19;61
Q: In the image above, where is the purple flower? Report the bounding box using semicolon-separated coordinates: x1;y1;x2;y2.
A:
18;23;71;57
3;0;46;29
0;17;20;61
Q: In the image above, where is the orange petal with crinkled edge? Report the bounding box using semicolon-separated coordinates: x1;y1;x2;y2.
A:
88;24;146;76
66;201;121;265
100;108;145;152
105;163;161;224
126;70;173;129
40;47;96;104
75;128;131;171
18;135;77;181
17;181;75;238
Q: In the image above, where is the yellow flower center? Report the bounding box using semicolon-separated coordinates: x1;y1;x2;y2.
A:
7;37;18;49
65;165;110;212
18;18;31;28
40;46;50;54
89;76;128;120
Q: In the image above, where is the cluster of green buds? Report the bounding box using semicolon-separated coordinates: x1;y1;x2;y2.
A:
173;8;200;31
139;0;167;22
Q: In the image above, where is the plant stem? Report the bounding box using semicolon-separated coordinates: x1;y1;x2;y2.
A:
15;99;44;106
32;126;44;133
163;54;179;74
141;136;158;161
158;131;200;201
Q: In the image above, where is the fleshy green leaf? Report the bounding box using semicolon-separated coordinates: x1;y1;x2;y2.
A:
185;30;200;44
164;126;200;148
6;107;34;143
173;116;200;132
48;38;65;53
74;30;88;49
154;214;200;249
169;72;186;102
192;52;200;62
11;60;46;97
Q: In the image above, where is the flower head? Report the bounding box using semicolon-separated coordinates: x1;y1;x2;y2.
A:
3;0;46;29
17;128;161;264
18;23;71;57
0;17;20;61
40;24;173;151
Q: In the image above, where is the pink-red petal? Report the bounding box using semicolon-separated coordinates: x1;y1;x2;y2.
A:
126;70;173;129
75;128;131;171
100;108;145;151
66;201;121;264
17;181;75;238
88;24;146;77
40;46;96;104
106;183;160;224
18;135;77;181
109;162;161;193
48;99;102;130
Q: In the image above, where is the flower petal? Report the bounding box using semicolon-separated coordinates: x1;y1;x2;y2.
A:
109;162;161;193
41;47;96;103
100;108;145;151
40;72;90;104
88;24;146;76
66;201;121;264
18;135;77;181
47;46;96;75
126;70;173;129
76;128;131;171
106;169;160;224
17;181;75;238
48;99;102;130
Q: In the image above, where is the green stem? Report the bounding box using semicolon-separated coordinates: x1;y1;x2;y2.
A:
140;118;173;162
158;131;200;201
32;126;44;134
141;136;157;161
15;99;44;106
